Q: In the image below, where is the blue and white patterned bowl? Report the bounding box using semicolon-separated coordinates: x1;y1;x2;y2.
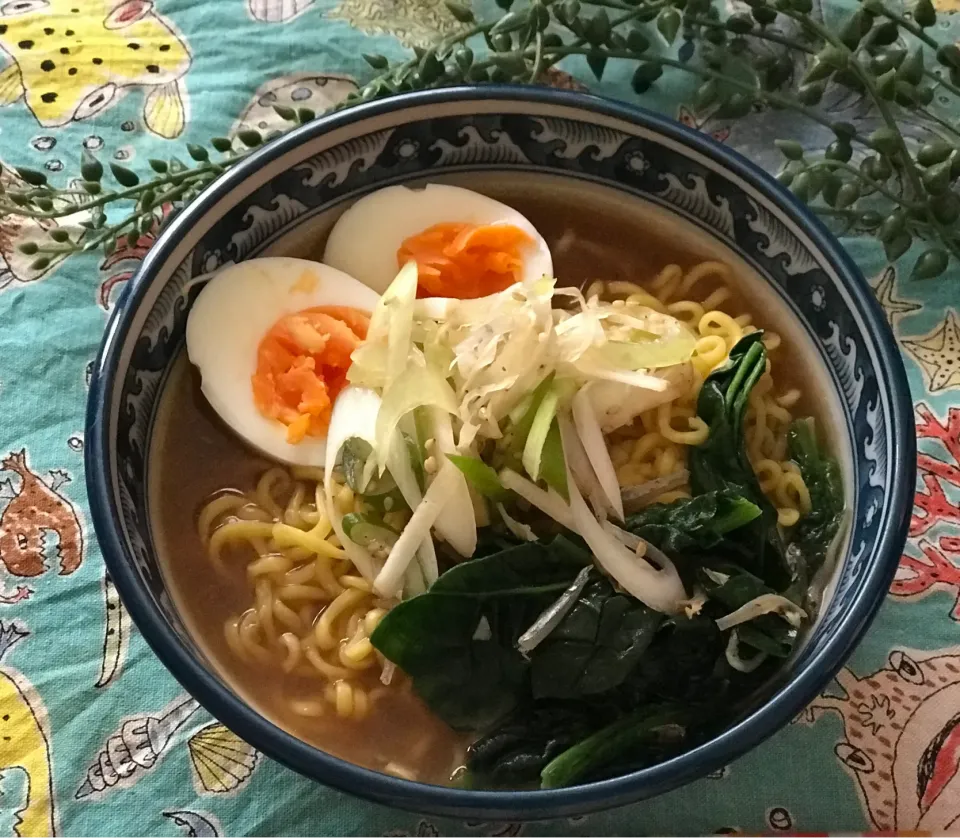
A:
86;86;915;819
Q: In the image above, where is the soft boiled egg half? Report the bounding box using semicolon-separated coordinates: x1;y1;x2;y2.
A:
185;257;380;466
323;184;553;298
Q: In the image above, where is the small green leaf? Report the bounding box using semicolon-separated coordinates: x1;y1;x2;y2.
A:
868;127;899;156
139;215;154;235
49;228;70;243
491;9;523;33
528;3;550;31
30;257;50;271
273;105;297;122
495;0;513;10
694;79;719;110
454;46;474;71
776;169;795;187
586;51;607;80
931;192;960;224
419;51;442;83
923;160;953;195
716;92;753;118
797;81;825;105
937;44;960;70
625;25;650;53
148;158;169;173
751;4;777;24
656;7;680;43
878;210;906;243
912;248;949;279
491;31;512;51
792;0;812;12
17;242;39;255
109;163;139;187
818;45;847;69
445;0;475;22
825;139;852;163
831;121;856;140
725;12;753;33
363;52;389;69
897;47;924;84
821;174;842;206
917;141;953;167
876;67;896;99
237;129;263;148
297;107;316;123
81;180;102;195
790;171;811;201
775;139;804;161
35;197;53;212
912;0;936;26
168;156;187;174
562;0;580;22
631;61;663;93
80;149;103;182
839;9;869;48
802;59;834;84
871;20;898;45
587;9;611;44
883;231;912;261
859;210;882;230
15;167;47;186
186;143;209;162
210;137;233;153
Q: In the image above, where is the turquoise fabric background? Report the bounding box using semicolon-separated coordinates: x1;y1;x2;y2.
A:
1;0;960;835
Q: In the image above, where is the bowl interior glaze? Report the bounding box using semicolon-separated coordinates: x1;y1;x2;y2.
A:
86;86;915;820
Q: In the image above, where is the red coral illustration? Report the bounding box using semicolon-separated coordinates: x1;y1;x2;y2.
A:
799;648;960;832
891;404;960;618
98;204;175;311
0;450;83;602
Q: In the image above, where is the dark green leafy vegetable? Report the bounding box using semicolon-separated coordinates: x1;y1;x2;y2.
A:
624;489;761;553
530;574;662;699
787;417;844;576
370;536;589;729
540;707;686;788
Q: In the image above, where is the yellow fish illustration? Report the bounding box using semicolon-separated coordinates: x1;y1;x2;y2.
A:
0;622;54;837
0;0;191;138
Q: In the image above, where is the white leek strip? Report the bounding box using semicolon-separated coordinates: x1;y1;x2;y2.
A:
380;660;397;686
715;595;808;632
621;470;690;513
497;503;538;542
601;520;646;557
374;463;459;598
558;412;607;516
573;362;673;391
499;468;576;532
383;261;420;395
725;631;768;673
323;386;381;581
517;565;592;656
428;408;477;557
567;468;686;614
385;432;438;585
403;558;426;597
572;385;624;521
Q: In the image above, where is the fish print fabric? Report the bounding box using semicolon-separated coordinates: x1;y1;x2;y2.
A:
2;0;960;835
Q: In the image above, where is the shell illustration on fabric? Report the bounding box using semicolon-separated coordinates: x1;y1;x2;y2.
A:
187;722;259;794
326;0;465;48
799;647;960;832
75;696;200;799
164;810;222;837
230;73;357;141
902;309;960;393
0;450;83;603
891;403;960;619
0;0;192;138
95;571;128;687
0;622;55;837
246;0;314;22
869;266;922;330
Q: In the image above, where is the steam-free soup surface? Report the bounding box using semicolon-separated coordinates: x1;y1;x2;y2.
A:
150;189;823;785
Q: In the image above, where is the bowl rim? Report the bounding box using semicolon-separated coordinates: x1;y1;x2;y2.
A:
85;84;916;819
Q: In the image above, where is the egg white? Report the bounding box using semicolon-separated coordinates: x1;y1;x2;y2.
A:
322;184;554;294
185;257;380;466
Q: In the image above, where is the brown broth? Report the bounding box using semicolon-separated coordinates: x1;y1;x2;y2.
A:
149;184;828;787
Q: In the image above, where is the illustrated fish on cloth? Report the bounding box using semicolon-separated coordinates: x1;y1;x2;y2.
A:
0;622;55;837
0;0;191;138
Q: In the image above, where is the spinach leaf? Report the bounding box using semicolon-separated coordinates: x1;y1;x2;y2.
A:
624;489;761;554
689;333;785;585
465;703;607;788
530;574;662;699
540;706;687;788
370;536;589;730
698;565;797;657
788;417;844;576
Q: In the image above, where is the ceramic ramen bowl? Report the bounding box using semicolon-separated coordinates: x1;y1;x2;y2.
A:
86;86;915;819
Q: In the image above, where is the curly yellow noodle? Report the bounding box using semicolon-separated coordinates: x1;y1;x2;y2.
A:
256;468;289;518
273;599;302;632
209;521;275;564
698;310;743;351
679;261;731;294
305;645;352;680
778;389;802;408
657;403;710;445
315;588;368;650
248;554;292;578
666;300;704;326
272;523;344;559
198;493;246;545
650;264;683;302
626;290;668;312
701;287;731;311
280;633;301;673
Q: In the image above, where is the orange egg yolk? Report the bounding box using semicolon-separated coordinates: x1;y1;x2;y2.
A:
397;222;533;299
252;306;370;444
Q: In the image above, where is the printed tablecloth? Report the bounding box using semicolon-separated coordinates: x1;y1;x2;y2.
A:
1;0;959;835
